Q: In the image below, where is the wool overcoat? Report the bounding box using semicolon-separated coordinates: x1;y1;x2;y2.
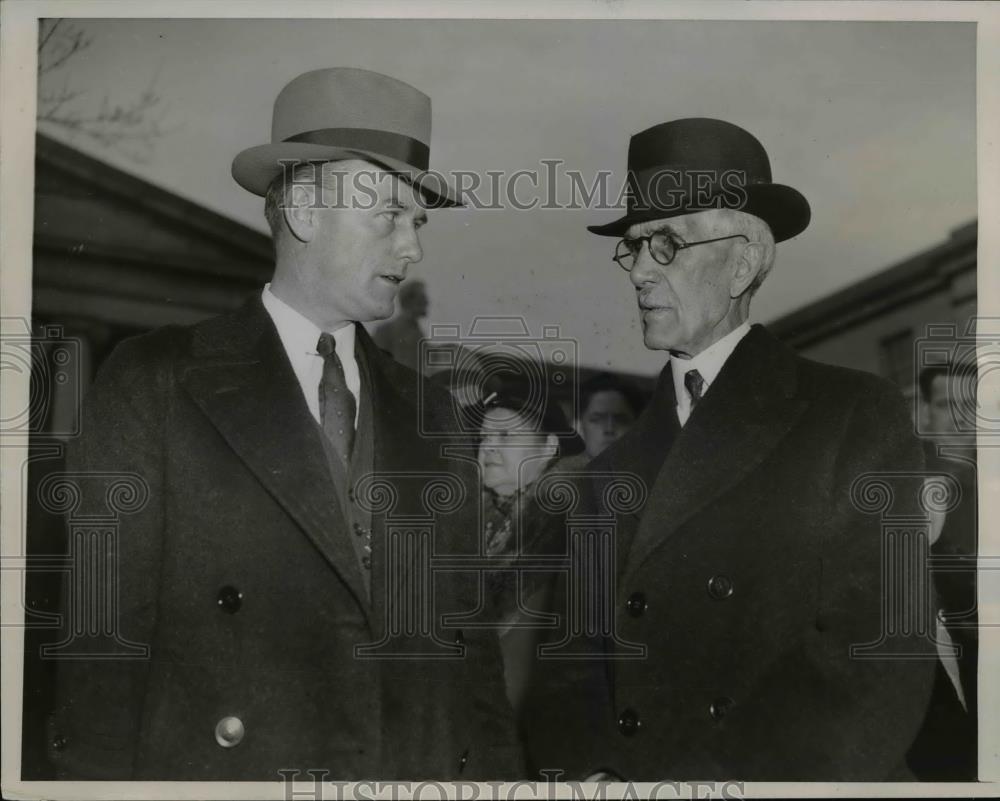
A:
521;325;937;781
47;296;524;780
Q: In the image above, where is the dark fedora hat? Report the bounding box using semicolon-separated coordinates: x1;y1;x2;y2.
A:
588;118;810;242
232;67;461;207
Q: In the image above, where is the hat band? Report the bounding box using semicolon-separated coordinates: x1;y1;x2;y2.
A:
284;127;430;171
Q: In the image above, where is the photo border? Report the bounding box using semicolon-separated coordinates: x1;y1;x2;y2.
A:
2;1;998;798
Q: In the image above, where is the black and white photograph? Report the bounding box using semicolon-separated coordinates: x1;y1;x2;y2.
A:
1;1;998;798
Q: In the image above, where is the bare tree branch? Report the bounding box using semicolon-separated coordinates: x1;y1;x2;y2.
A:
36;18;177;163
37;19;61;53
38;19;92;76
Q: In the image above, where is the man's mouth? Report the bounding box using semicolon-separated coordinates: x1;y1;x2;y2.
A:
380;274;404;286
638;293;669;312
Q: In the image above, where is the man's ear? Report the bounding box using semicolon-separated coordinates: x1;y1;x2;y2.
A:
545;433;559;458
282;182;317;243
730;240;765;298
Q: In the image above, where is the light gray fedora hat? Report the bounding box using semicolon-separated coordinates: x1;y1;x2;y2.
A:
232;67;461;207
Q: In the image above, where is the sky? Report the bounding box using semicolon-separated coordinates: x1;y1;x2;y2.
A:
36;18;977;376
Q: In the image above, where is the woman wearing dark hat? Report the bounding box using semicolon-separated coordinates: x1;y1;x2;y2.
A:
478;390;582;566
474;388;584;715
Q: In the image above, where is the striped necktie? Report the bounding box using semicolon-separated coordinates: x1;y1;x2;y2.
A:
684;368;706;408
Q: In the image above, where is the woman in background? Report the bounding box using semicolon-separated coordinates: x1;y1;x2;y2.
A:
475;389;585;717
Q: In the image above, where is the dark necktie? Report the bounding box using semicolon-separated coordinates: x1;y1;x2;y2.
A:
684;368;706;408
317;332;356;464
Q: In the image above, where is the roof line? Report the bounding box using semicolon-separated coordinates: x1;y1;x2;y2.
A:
35;132;273;262
768;220;977;344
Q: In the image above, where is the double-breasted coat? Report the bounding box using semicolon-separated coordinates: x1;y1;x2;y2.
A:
521;325;937;781
46;296;523;780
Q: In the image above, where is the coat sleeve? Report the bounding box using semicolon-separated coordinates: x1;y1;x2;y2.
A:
686;377;938;780
46;335;170;779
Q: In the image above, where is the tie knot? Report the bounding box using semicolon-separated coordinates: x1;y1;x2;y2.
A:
684;369;705;405
316;332;338;360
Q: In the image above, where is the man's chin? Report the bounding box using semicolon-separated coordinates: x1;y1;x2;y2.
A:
642;329;676;352
365;303;397;323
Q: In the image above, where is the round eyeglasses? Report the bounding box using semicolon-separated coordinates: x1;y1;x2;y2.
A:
613;231;749;272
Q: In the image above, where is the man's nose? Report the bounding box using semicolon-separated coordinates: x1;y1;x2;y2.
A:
397;226;423;264
628;245;660;287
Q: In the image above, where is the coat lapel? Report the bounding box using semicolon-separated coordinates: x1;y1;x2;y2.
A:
590;366;680;567
180;297;371;614
355;325;425;477
622;325;808;582
354;326;446;635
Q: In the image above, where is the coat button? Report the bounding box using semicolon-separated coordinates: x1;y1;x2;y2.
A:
707;575;734;600
709;697;735;722
617;708;641;736
626;592;647;618
214;716;245;748
51;734;67;752
217;586;242;613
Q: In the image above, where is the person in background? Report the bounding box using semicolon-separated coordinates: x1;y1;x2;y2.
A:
576;372;646;461
476;389;585;716
373;278;429;371
906;361;978;779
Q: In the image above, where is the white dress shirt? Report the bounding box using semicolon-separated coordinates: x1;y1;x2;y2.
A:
261;284;361;426
671;321;752;426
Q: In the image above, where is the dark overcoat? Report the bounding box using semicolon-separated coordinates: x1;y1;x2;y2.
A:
521;325;937;781
46;296;523;780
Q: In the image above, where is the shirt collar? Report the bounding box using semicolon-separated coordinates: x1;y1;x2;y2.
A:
261;283;355;364
671;321;752;402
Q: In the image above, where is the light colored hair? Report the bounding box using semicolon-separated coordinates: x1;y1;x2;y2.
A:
703;208;776;296
727;209;776;295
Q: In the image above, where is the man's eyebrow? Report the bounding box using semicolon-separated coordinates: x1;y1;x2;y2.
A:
383;193;428;223
627;222;678;239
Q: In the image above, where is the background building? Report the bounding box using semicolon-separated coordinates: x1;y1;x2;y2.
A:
32;133;274;434
769;221;977;401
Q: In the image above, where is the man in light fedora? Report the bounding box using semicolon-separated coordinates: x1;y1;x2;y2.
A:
47;68;523;780
521;118;937;780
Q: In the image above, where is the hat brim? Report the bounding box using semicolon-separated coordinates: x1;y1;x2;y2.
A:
586;183;810;243
231;142;462;208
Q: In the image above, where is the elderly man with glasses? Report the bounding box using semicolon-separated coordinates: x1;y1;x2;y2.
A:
521;118;937;781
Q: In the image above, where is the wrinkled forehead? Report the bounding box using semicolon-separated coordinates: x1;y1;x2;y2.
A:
625;210;717;240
